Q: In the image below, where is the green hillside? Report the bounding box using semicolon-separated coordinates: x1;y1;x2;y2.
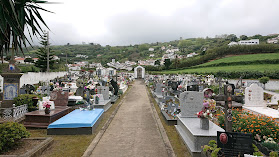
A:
194;53;279;67
152;53;279;79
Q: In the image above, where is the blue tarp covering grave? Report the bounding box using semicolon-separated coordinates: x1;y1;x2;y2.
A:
48;109;104;129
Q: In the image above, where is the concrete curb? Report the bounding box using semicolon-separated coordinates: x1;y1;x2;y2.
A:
146;86;176;157
82;85;132;157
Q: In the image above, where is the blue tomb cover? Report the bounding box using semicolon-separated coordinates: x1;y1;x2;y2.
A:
48;109;104;129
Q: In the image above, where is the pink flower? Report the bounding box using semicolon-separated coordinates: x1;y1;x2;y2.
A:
43;101;51;109
203;102;209;108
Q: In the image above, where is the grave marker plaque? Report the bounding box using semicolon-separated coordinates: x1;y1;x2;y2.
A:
217;131;253;157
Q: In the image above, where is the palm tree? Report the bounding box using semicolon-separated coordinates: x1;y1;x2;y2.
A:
0;0;52;62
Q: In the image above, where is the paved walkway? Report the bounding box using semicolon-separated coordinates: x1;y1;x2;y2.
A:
90;80;169;157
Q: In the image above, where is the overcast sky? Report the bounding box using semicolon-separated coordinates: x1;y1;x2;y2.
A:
34;0;279;46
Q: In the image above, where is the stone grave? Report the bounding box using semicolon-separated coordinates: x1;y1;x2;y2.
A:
19;87;27;95
243;84;279;122
97;86;110;100
75;86;84;96
187;84;199;92
267;94;279;109
92;92;112;112
24;90;70;128
175;91;224;157
153;83;164;103
47;109;104;135
161;96;180;125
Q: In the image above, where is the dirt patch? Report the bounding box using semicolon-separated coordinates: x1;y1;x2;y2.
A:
1;139;43;155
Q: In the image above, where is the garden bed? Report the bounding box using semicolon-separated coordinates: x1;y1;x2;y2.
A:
0;137;53;157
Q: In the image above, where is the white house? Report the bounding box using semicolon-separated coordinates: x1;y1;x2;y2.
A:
228;41;238;46
228;39;260;46
149;48;154;52
238;39;259;45
14;57;25;64
134;66;145;79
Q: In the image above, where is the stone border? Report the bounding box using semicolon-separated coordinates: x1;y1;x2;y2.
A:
82;85;132;157
146;86;176;157
161;110;177;125
0;137;53;157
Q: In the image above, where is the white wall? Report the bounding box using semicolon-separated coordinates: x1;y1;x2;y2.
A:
0;71;67;91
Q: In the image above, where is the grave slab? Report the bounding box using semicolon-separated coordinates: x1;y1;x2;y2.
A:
47;109;104;135
243;106;279;122
24;107;70;128
175;117;224;157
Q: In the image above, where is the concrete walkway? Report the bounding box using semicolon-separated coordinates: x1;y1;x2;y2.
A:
90;80;169;157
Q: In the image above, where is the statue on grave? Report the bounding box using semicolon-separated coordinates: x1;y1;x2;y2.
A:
110;79;118;95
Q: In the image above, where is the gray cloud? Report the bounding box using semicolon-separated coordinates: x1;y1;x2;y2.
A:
30;0;279;46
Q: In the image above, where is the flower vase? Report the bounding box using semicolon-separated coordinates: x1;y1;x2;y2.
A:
45;108;50;114
95;96;99;104
200;118;209;130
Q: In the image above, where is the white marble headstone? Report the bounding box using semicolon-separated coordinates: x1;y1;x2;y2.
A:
245;84;264;107
179;91;203;117
97;86;110;100
155;83;164;95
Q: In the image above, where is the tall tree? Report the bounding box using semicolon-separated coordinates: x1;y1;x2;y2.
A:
35;32;54;72
240;35;248;40
178;40;193;53
0;0;52;62
164;59;171;70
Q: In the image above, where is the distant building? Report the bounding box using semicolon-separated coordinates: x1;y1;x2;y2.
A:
187;52;198;58
14;57;25;64
52;55;60;60
228;41;238;47
149;48;154;52
149;54;155;57
267;35;279;44
238;39;259;45
228;39;259;46
33;58;39;62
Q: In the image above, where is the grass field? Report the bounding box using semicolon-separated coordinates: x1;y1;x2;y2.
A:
195;53;279;67
157;64;279;75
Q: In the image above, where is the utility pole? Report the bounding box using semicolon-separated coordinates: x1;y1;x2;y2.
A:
47;31;50;72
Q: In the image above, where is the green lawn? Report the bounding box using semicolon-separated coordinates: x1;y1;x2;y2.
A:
195;53;279;67
157;64;279;74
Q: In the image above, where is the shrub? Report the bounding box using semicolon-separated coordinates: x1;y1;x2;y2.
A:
0;122;30;152
262;141;279;151
270;151;279;157
13;94;39;112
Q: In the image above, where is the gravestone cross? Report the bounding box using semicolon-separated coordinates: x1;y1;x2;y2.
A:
215;84;234;132
224;84;233;132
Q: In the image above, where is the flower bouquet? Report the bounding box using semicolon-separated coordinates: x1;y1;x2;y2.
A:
196;100;216;119
43;101;51;114
197;99;216;130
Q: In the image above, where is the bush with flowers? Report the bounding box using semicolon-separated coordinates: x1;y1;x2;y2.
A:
216;108;279;143
197;99;216;119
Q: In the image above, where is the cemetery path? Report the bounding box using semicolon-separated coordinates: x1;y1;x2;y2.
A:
90;80;169;157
